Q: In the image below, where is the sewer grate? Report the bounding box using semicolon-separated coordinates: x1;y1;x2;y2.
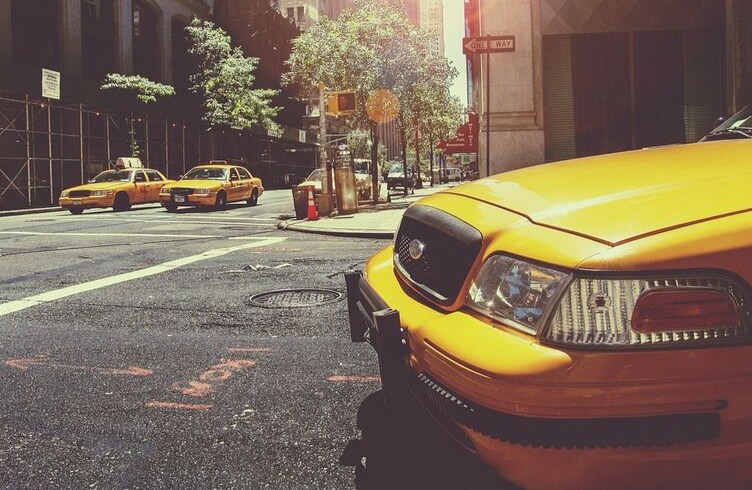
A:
249;288;343;308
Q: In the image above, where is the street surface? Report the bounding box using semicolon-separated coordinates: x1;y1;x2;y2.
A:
0;190;505;489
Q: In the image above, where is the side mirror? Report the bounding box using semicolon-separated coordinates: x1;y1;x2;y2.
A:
177;175;183;180
87;179;94;184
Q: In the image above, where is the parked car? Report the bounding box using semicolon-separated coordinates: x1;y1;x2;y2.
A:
346;139;752;490
299;167;374;201
59;167;172;214
159;162;263;211
386;163;416;189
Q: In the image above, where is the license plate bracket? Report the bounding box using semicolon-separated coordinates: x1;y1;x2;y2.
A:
174;195;185;203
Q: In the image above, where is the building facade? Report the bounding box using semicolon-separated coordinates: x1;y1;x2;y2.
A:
467;0;747;177
0;0;316;210
419;0;444;56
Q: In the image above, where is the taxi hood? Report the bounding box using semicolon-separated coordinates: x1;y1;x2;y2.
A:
445;140;752;246
71;182;128;191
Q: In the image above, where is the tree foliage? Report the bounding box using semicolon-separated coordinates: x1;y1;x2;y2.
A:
185;19;280;131
284;0;461;198
100;74;175;104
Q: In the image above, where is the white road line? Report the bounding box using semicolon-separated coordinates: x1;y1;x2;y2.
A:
0;231;223;239
27;217;274;227
0;237;286;317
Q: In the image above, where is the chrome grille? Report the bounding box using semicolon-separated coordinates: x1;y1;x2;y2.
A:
69;190;91;198
394;205;482;305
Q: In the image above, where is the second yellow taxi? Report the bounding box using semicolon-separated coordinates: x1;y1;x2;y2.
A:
159;162;264;212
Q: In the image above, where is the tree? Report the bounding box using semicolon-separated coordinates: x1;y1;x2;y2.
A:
185;19;280;131
100;74;175;158
284;0;420;202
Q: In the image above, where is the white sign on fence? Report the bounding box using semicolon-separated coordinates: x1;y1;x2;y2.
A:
42;68;61;100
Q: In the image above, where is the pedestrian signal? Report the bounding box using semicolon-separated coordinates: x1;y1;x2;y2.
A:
326;91;357;116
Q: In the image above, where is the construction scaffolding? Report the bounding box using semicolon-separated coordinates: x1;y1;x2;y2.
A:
0;94;316;210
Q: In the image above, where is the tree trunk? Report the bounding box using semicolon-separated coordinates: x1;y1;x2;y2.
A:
429;131;435;187
399;118;409;197
370;122;380;204
414;125;422;190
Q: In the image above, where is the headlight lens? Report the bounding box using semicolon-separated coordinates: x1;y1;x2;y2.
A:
194;188;212;196
160;188;170;195
466;255;570;334
92;190;114;197
60;191;69;197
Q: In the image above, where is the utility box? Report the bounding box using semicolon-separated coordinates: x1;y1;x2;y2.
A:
333;147;358;215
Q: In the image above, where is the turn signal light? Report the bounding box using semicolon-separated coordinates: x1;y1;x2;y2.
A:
632;289;739;333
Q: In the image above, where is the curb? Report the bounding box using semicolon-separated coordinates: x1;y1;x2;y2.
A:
277;220;394;239
0;207;61;218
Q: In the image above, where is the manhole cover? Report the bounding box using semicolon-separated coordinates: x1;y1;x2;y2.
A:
249;289;343;308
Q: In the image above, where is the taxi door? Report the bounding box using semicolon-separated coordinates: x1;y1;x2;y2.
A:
144;170;165;202
228;168;247;202
237;167;255;199
133;170;149;204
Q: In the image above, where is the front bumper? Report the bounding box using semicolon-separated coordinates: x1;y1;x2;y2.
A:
159;194;215;206
59;196;114;209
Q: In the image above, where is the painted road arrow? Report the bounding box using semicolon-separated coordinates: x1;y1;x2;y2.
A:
4;358;153;376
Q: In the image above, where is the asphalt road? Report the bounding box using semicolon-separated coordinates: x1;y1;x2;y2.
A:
0;190;506;490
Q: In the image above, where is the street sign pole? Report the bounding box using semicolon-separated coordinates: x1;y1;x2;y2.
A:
462;35;515;179
486;35;490;178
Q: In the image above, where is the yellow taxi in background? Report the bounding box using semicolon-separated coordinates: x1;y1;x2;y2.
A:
159;162;263;212
59;168;171;214
347;139;752;489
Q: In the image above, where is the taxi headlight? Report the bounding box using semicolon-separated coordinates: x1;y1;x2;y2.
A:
193;188;212;196
60;191;69;198
466;255;570;335
160;188;170;195
92;190;114;197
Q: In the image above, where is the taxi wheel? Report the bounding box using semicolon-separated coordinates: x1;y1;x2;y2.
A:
164;203;178;213
113;193;131;212
69;207;84;215
214;191;227;210
247;189;258;206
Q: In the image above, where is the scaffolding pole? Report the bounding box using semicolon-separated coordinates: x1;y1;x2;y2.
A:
47;101;53;204
79;104;84;184
25;95;31;206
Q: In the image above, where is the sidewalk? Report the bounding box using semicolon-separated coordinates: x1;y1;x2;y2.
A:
278;183;455;238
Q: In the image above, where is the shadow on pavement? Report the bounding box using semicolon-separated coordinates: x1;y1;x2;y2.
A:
340;391;518;490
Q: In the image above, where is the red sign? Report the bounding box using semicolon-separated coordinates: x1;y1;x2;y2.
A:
437;114;478;154
463;36;515;55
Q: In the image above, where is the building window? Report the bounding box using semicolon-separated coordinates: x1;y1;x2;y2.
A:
297;6;305;20
83;0;101;19
11;0;60;69
132;1;161;81
82;0;114;80
287;7;294;18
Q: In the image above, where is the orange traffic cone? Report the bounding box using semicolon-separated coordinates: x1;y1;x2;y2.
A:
306;185;319;221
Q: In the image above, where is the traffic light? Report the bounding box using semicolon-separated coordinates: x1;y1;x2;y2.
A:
326;91;357;116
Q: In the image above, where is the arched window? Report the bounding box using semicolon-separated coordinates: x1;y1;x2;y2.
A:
132;0;160;81
171;18;190;93
11;0;60;69
82;0;115;80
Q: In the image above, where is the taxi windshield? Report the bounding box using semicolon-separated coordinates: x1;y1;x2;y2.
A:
92;170;132;183
183;167;229;180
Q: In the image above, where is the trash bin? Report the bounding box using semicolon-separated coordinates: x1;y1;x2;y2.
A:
292;185;311;220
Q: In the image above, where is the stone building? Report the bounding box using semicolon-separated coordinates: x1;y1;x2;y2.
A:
0;0;315;209
467;0;749;177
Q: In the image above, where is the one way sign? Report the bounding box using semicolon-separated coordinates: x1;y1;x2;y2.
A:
463;36;516;55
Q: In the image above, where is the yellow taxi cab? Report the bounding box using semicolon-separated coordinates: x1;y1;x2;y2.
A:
346;138;752;489
59;167;171;214
159;161;263;212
